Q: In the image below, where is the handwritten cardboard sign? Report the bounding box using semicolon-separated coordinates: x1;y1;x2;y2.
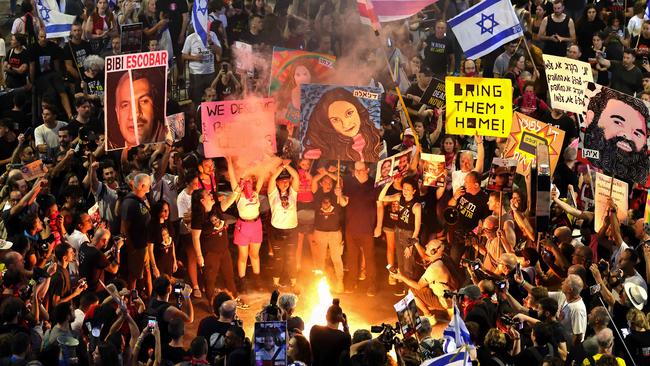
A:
594;172;628;232
543;54;593;114
201;98;276;158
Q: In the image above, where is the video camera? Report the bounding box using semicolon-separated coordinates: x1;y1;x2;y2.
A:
260;289;281;321
462;258;481;271
443;289;464;299
36;235;56;255
370;322;402;352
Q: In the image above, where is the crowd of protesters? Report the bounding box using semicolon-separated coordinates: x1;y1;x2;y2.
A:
0;0;649;365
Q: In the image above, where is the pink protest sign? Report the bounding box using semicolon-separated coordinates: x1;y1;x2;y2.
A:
201;98;277;159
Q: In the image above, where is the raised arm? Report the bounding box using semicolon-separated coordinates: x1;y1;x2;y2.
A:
225;156;238;191
473;134;484;173
284;164;300;192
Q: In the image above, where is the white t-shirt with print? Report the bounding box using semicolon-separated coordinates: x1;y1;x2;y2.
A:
268;187;298;230
182;31;220;75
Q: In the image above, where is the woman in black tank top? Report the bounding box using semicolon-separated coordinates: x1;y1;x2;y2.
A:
378;177;422;290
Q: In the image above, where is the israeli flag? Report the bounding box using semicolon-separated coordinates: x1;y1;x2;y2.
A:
35;0;76;38
192;0;209;46
442;304;473;353
448;0;523;60
421;350;470;366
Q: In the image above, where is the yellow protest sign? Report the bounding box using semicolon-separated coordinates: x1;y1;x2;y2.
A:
503;112;565;175
445;76;512;137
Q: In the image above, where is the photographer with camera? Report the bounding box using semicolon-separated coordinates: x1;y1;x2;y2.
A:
309;299;351;366
589;259;647;327
145;276;194;348
78;228;122;292
84;159;119;229
390;239;457;322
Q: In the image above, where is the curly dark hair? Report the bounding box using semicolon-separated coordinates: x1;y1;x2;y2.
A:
303;88;382;161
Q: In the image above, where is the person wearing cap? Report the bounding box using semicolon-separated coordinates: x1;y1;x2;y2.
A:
460;282;497;343
268;161;300;290
404;65;432;118
390;239;457;323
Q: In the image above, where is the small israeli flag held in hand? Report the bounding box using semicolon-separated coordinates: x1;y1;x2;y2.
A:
192;0;209;46
448;0;524;60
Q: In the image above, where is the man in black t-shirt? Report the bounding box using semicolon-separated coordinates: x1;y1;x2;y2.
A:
120;173;152;290
49;242;87;307
30;30;73;118
78;228;121;292
421;21;454;77
198;299;238;361
63;23;92;92
447;171;490;263
157;0;189;74
239;14;265;46
313;176;345;293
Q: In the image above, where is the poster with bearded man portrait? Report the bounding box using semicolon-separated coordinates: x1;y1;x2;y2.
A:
583;83;650;183
104;51;169;151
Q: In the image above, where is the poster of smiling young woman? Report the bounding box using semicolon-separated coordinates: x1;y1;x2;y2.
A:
581;83;650;183
104;51;168;151
299;84;383;162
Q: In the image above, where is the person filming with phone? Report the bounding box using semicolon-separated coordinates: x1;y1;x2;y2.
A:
309;299;351;366
49;242;87;307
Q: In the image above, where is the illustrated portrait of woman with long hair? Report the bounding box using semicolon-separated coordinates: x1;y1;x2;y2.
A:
276;59;315;137
302;87;383;162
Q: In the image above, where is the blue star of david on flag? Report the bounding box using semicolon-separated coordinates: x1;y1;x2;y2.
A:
38;0;52;21
476;13;499;34
192;0;209;46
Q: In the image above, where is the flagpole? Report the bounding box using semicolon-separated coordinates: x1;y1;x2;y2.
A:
370;27;421;149
520;36;539;76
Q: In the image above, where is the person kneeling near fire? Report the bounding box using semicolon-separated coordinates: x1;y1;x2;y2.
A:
390;239;460;323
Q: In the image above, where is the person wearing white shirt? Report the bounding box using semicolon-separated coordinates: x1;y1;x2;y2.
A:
34;106;67;160
268;163;299;289
177;172;201;298
182;30;222;105
549;274;587;348
450;140;484;194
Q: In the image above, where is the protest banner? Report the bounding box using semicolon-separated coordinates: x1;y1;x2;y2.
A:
233;41;254;75
20;160;47;181
270;48;336;135
120;23;143;54
104;51;168;151
419;77;445;109
300;84;383;162
581;83;650;184
374;148;414;187
542;54;593;114
503;112;565;176
486;158;517;192
394;292;421;338
201;98;276;159
254;321;287;366
421;153;446;187
594;172;628;232
164;112;185;142
445;76;512;137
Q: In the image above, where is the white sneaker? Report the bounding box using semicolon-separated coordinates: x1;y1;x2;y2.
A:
358;269;366;281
